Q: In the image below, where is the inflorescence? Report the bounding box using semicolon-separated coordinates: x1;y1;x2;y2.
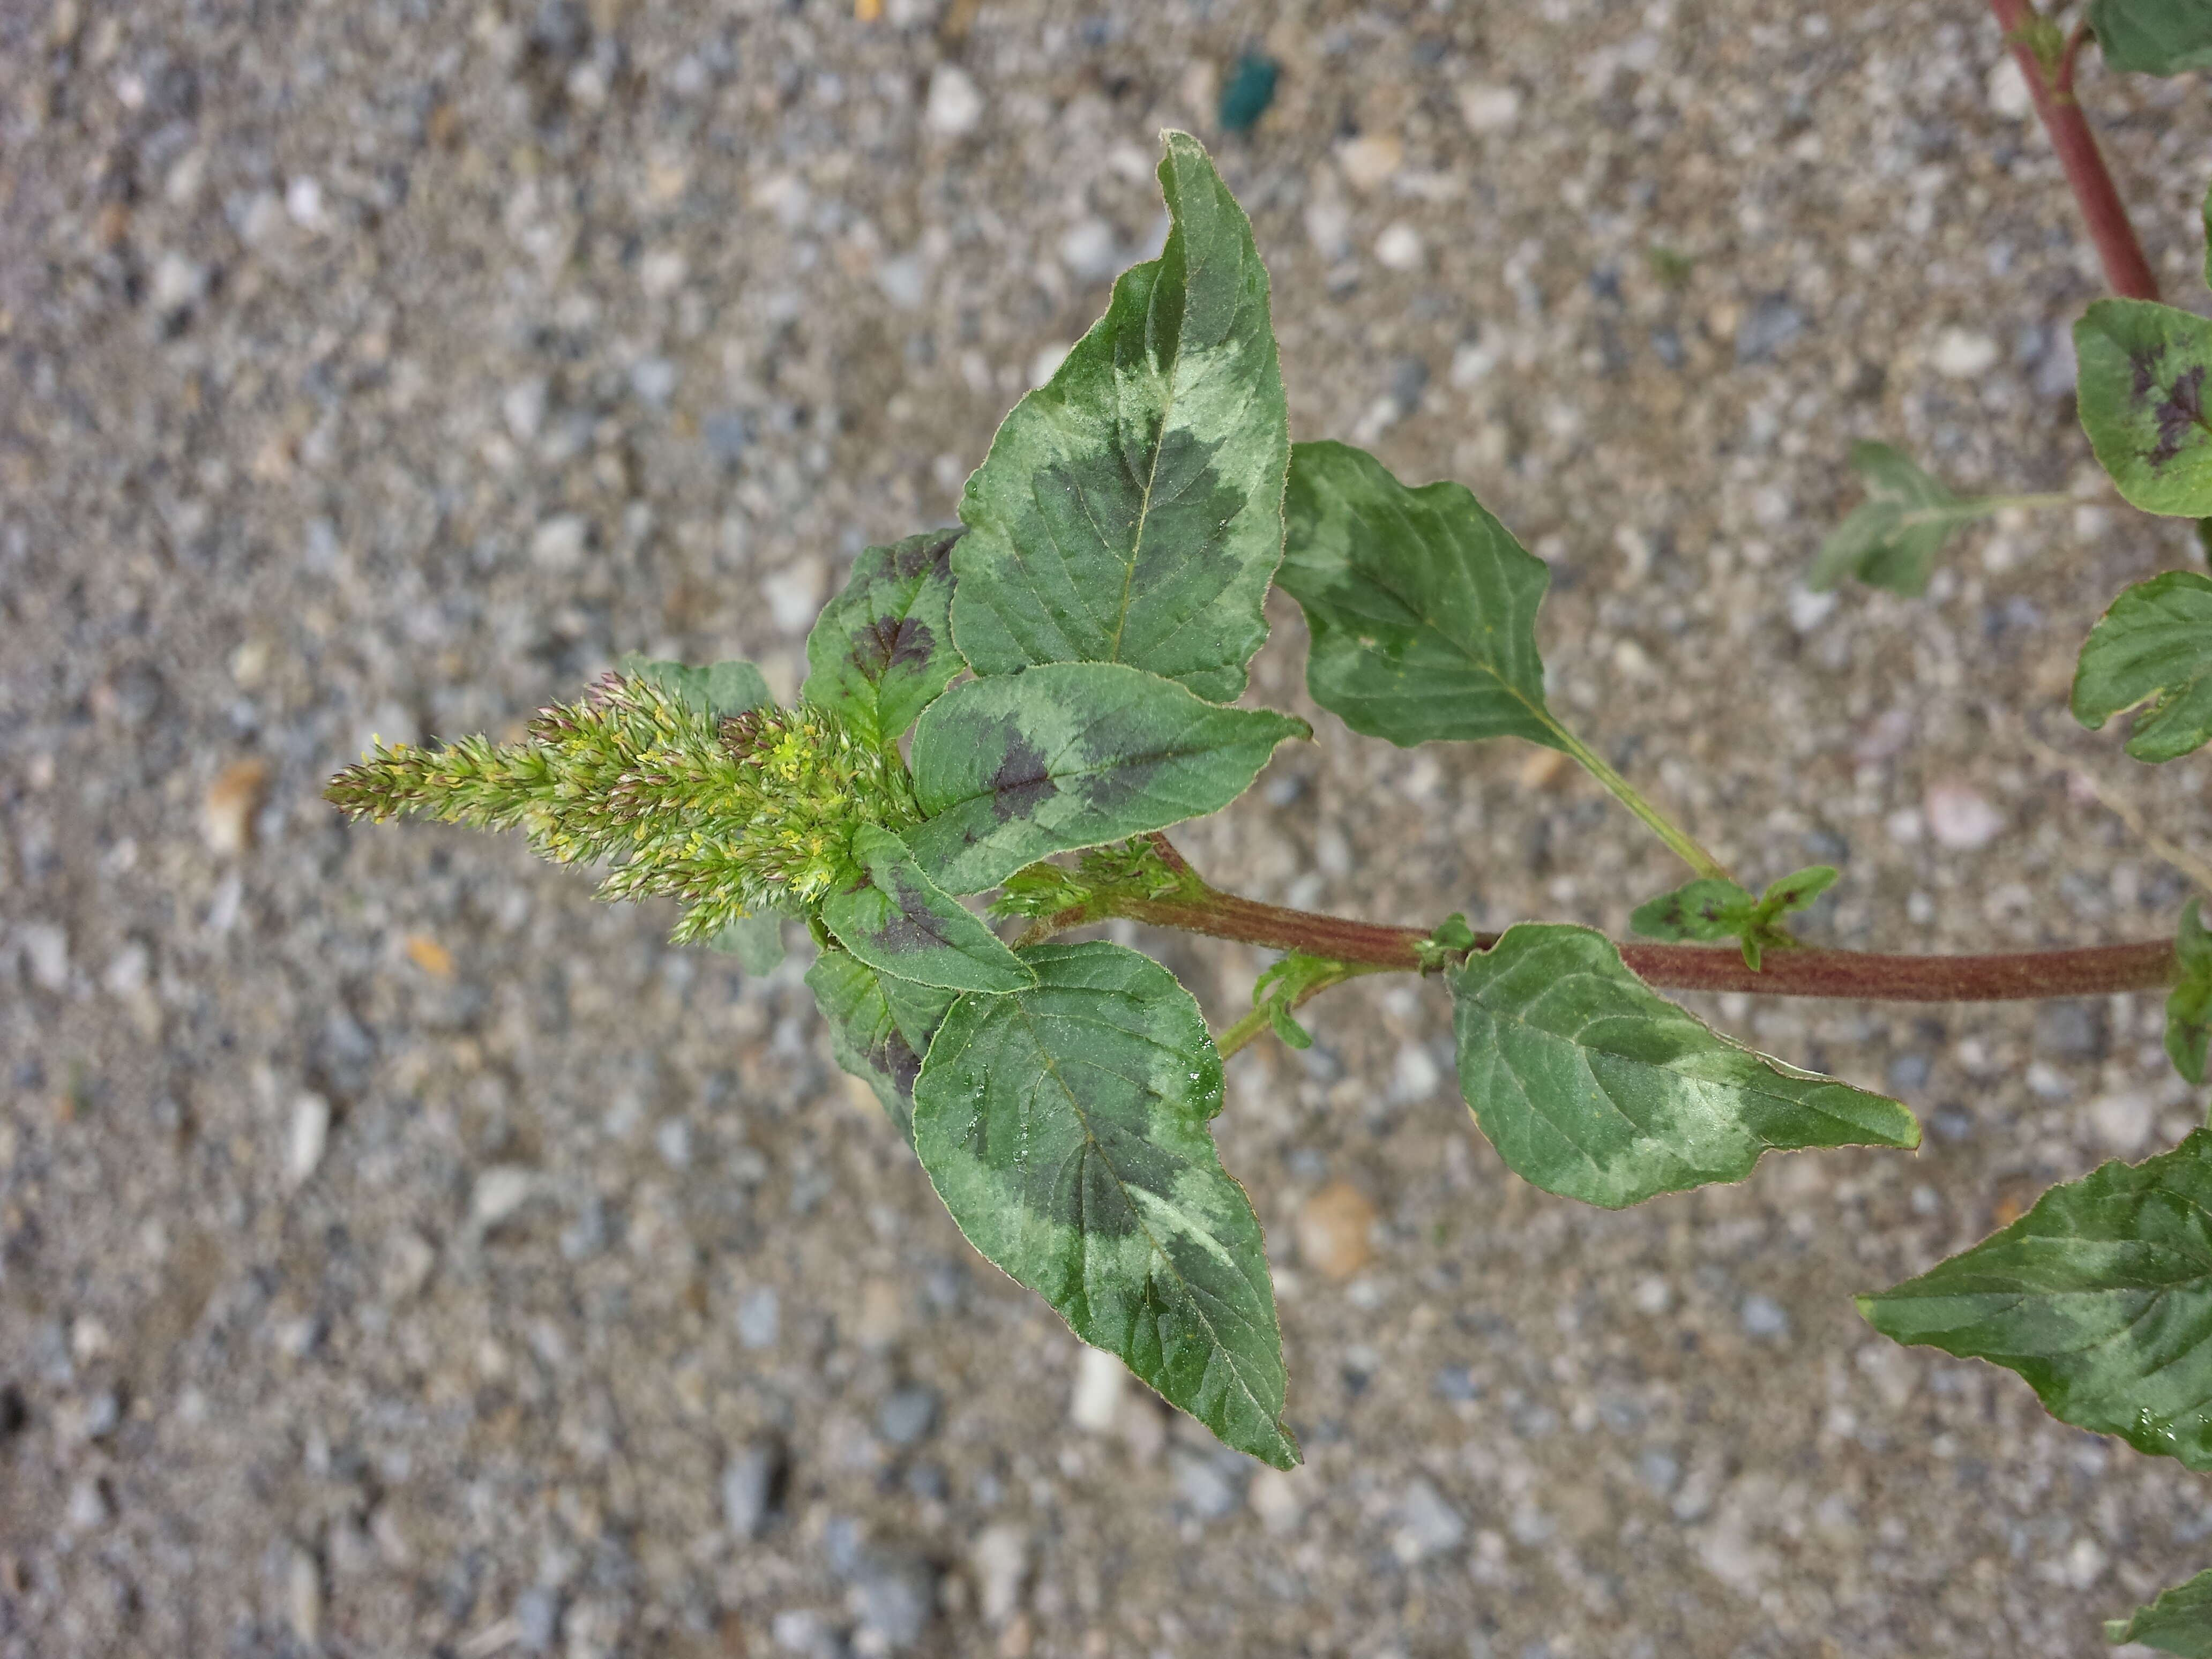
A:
324;674;916;944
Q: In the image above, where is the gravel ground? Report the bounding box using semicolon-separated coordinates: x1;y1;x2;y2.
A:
8;2;2212;1655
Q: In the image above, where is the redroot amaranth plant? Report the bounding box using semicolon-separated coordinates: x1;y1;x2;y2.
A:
333;21;2212;1643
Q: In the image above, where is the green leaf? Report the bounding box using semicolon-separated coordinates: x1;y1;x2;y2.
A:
2072;570;2212;761
614;653;774;718
2170;901;2212;1087
1277;439;1563;750
911;941;1298;1467
821;824;1035;995
905;662;1306;895
2108;1567;2212;1655
2089;0;2212;75
1629;879;1755;945
1809;442;1985;597
1449;924;1919;1209
802;529;964;748
704;910;786;975
1860;1126;2212;1473
806;949;955;1145
1251;952;1347;1051
950;131;1288;705
2075;300;2212;516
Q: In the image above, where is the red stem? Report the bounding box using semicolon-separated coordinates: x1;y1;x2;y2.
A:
1102;888;2177;1002
1989;0;2158;300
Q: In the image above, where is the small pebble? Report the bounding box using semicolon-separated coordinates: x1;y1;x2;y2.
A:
1932;327;2000;379
469;1166;539;1230
1392;1478;1466;1564
286;1093;330;1187
1374;222;1424;273
1069;1346;1125;1432
722;1437;786;1539
286;1545;322;1646
1740;1292;1792;1339
202;759;268;857
1924;781;2005;850
1335;132;1402;191
1170;1451;1242;1519
2090;1091;2153;1154
1295;1180;1377;1280
1247;1466;1305;1534
1217;54;1279;132
514;1586;560;1653
1986;55;2032;119
847;1553;938;1652
924;66;983;136
1456;81;1521;132
877;1384;940;1448
66;1477;110;1531
736;1286;780;1350
969;1522;1028;1624
528;514;589;572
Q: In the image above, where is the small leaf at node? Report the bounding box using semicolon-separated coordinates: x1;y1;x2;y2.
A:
1279;440;1563;750
1809;442;1983;597
2074;300;2212;516
951;131;1289;704
906;662;1307;895
2072;569;2212;761
912;941;1298;1467
2089;0;2212;76
802;529;965;749
2106;1566;2212;1656
1450;924;1918;1208
1629;878;1755;945
614;653;774;718
1860;1126;2212;1472
2169;900;2212;1087
821;824;1036;994
806;949;956;1145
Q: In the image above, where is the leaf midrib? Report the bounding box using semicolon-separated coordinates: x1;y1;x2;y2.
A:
1006;992;1281;1437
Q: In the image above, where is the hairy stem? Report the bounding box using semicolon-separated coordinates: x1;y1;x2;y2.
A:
1068;860;2178;1003
1544;724;1735;883
1990;0;2159;301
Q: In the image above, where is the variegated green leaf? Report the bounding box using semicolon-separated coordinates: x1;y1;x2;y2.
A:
821;824;1034;994
806;948;956;1145
2072;570;2212;761
950;131;1288;704
906;662;1306;895
2090;0;2212;76
803;529;964;748
1277;439;1563;750
2075;300;2212;516
912;941;1298;1467
1860;1127;2212;1473
1451;924;1918;1208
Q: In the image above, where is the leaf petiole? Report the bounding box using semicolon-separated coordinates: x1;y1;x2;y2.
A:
1544;722;1736;884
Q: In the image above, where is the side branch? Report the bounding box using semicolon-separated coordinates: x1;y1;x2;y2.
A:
1989;0;2159;301
1104;889;2179;1002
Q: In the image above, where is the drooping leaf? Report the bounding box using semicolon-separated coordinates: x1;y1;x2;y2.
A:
911;941;1298;1467
1277;439;1563;750
950;131;1288;704
905;662;1306;895
1809;442;1989;597
1630;865;1839;971
821;824;1035;994
614;653;774;718
2089;0;2212;76
1860;1127;2212;1472
704;909;787;975
1449;924;1919;1209
802;529;964;748
2072;570;2212;761
2075;300;2212;516
806;949;955;1145
2170;901;2212;1087
2108;1567;2212;1655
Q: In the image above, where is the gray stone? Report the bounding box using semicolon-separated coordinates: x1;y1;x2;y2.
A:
1392;1478;1466;1564
735;1286;780;1350
877;1384;940;1449
722;1438;784;1538
847;1553;937;1651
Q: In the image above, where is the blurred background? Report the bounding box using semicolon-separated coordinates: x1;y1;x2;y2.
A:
6;1;2212;1654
